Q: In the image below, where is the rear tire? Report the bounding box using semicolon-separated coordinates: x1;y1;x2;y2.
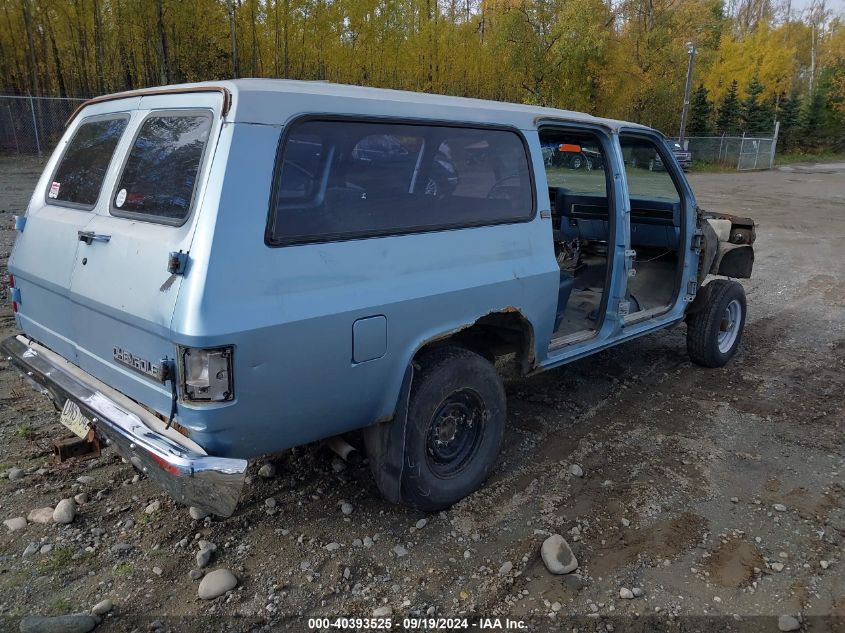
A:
400;346;506;512
686;279;747;367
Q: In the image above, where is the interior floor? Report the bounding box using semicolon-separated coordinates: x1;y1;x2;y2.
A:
628;252;678;313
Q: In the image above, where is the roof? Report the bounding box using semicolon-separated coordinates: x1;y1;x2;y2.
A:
75;79;649;132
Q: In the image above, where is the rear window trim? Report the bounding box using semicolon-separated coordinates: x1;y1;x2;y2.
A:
265;114;538;247
44;112;131;212
108;108;214;227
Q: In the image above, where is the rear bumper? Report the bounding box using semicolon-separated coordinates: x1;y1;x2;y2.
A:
1;334;246;516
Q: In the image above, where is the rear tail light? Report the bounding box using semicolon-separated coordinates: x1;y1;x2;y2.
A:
8;274;17;313
180;346;234;402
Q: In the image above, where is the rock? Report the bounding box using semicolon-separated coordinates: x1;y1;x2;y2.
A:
265;498;277;509
144;500;160;514
343;567;351;579
619;587;634;599
4;517;27;532
771;562;785;572
541;534;578;574
23;543;39;557
777;615;800;632
110;543;134;555
19;615;98;633
196;549;213;568
8;467;24;481
631;587;643;597
393;544;408;557
152;566;163;576
820;560;830;570
92;599;113;615
498;561;513;576
730;497;739;503
76;476;95;485
331;458;347;473
53;499;76;524
122;519;135;530
74;493;89;505
363;537;374;548
773;504;787;513
325;542;341;552
189;506;209;520
39;544;53;555
340;502;354;515
372;606;393;617
620;518;630;527
415;518;428;530
27;508;54;524
198;540;216;552
197;568;238;600
189;569;204;580
569;464;584;477
258;463;276;479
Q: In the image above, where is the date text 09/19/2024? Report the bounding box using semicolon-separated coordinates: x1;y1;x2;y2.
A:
306;618;527;629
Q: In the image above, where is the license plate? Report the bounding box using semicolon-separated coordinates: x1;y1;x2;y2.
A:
59;400;91;439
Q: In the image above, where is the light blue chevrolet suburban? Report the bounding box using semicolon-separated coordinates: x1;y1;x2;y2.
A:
3;80;755;516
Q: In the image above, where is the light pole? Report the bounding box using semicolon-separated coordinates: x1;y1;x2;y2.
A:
678;42;697;145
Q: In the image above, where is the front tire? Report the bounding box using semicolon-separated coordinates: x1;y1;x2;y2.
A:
400;346;506;512
686;280;747;367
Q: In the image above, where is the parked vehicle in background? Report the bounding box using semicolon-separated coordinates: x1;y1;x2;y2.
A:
3;80;753;517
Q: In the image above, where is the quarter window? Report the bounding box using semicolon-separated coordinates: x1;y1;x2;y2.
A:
269;119;533;244
112;113;212;222
48;116;128;208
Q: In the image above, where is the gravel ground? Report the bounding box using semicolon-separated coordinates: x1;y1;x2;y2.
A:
0;156;842;633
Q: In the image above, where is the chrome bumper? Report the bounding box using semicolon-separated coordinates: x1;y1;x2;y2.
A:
1;335;246;516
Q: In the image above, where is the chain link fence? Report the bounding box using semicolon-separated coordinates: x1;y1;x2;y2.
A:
0;95;86;156
673;125;780;171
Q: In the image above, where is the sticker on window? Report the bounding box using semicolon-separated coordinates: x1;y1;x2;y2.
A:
48;182;60;199
115;188;127;208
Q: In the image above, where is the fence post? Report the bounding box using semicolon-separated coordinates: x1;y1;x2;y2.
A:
28;95;41;156
7;104;19;155
770;121;780;169
718;133;725;163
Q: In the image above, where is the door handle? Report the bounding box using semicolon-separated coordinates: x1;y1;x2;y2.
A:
77;230;111;245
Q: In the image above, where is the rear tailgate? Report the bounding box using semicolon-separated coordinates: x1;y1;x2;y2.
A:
11;90;226;417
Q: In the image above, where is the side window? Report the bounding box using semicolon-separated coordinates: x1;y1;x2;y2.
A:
269;119;533;244
112;112;212;223
48;116;128;208
619;138;681;202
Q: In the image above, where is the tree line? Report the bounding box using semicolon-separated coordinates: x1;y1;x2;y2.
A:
0;0;842;151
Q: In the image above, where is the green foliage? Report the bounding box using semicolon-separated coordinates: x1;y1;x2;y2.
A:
688;84;713;136
742;76;774;134
716;80;742;134
778;91;802;151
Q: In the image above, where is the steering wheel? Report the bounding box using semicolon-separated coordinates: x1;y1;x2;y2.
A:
486;175;522;200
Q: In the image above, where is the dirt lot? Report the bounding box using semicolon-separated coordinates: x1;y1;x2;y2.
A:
0;157;842;632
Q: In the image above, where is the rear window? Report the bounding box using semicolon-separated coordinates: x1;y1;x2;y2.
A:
48;116;129;208
268;119;534;245
112;112;212;223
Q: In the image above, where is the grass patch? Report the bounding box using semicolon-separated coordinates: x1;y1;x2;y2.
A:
113;561;133;577
15;423;36;440
689;160;736;173
775;150;845;165
38;546;75;573
48;596;73;614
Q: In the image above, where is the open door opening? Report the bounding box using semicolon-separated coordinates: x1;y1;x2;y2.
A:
619;135;685;318
540;129;612;343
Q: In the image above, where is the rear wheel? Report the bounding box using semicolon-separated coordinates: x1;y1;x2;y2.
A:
686;280;747;367
393;346;506;511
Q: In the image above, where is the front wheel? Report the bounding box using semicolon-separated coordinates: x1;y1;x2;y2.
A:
392;346;506;512
686;280;747;367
